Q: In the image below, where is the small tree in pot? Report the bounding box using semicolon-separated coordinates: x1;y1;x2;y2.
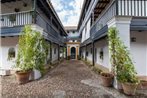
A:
108;27;139;95
16;25;49;84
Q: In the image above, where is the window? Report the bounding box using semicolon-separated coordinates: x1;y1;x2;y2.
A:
54;48;56;54
8;47;15;60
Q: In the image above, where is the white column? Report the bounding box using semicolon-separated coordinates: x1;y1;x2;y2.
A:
107;16;132;89
146;33;147;76
107;16;132;49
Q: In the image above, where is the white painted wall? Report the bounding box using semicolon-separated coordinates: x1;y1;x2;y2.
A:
86;45;92;61
86;19;91;39
94;39;109;69
52;44;59;62
0;37;18;70
81;18;91;43
107;17;132;49
68;31;79;38
81;47;86;59
81;28;86;43
130;31;147;76
1;0;32;14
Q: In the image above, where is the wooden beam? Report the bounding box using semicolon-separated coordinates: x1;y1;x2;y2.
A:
95;7;105;10
98;1;110;4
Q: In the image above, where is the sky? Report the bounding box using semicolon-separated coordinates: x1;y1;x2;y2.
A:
50;0;84;26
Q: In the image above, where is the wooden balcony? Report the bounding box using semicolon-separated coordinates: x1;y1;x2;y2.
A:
0;11;33;27
90;1;116;36
36;12;65;44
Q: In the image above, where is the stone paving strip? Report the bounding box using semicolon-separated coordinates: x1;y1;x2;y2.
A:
1;60;147;98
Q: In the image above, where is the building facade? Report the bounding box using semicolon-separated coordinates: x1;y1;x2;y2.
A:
78;0;147;80
65;26;80;60
0;0;67;75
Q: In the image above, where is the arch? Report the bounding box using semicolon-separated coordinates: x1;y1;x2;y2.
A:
70;47;76;59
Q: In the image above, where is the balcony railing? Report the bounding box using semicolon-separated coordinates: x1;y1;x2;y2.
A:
36;12;65;44
90;1;116;37
0;11;33;27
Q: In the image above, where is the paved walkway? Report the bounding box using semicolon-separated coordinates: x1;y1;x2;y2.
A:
1;60;147;98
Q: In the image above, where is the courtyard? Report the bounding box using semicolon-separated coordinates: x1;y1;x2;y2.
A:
1;60;147;98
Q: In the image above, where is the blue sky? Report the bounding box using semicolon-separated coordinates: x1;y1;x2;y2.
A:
51;0;84;26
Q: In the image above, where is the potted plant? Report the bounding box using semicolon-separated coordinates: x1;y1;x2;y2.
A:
16;25;49;84
108;27;139;95
100;72;114;87
138;80;147;90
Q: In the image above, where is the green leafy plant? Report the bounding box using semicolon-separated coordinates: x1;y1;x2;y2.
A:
16;25;49;74
108;27;139;83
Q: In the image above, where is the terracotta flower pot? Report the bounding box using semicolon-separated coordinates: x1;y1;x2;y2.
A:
100;72;114;87
122;82;138;96
138;80;147;90
15;70;31;84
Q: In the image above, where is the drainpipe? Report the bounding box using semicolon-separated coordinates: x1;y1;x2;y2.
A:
92;41;95;66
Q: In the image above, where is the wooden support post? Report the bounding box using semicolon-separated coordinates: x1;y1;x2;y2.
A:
85;45;87;61
92;41;95;66
58;45;60;61
50;41;52;64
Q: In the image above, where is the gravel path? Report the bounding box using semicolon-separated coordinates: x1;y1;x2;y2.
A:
2;60;147;98
1;60;115;98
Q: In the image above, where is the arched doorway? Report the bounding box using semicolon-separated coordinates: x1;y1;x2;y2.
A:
71;47;76;59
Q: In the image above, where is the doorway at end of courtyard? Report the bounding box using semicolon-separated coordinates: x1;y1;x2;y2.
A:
67;42;80;60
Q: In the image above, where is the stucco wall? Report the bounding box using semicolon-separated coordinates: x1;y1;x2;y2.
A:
0;37;18;70
86;44;92;62
52;44;59;62
130;31;147;76
94;39;109;69
81;47;86;59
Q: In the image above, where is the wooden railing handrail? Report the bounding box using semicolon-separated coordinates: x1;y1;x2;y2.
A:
1;10;33;16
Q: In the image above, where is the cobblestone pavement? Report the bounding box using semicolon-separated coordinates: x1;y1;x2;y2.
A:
1;60;147;98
